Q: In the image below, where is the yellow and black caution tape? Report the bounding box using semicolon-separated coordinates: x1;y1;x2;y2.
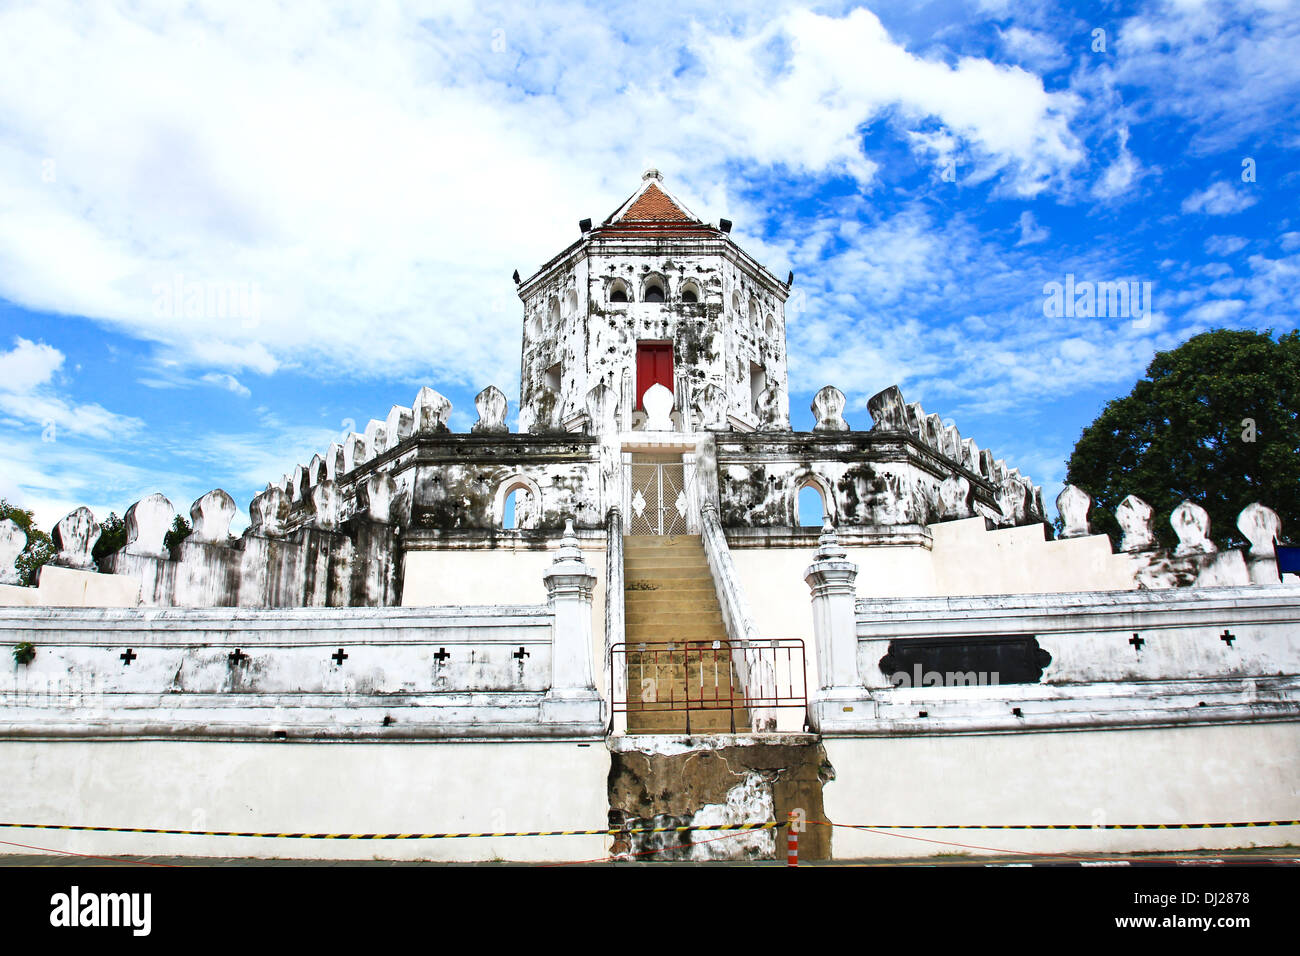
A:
0;819;1295;840
0;821;781;840
826;821;1300;831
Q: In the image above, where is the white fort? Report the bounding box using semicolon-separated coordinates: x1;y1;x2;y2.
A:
0;172;1297;863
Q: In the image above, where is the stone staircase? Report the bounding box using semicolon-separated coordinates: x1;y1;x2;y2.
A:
623;535;748;734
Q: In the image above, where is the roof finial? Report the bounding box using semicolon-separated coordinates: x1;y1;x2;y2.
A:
642;168;662;182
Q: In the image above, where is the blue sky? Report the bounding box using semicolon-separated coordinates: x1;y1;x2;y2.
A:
1;0;1297;532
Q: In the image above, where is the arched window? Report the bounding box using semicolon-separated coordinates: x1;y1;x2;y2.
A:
563;289;578;317
748;298;759;325
496;476;540;530
796;485;825;527
765;314;776;338
610;283;628;303
681;281;700;304
645;284;665;303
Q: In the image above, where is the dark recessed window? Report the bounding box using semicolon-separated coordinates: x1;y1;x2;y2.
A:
645;285;665;303
610;288;628;303
682;289;698;303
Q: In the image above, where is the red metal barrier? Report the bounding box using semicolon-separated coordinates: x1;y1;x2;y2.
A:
609;639;807;733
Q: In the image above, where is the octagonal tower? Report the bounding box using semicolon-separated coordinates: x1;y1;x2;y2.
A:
516;170;791;435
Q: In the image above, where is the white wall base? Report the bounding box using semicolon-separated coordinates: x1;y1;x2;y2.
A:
0;739;611;862
822;721;1300;858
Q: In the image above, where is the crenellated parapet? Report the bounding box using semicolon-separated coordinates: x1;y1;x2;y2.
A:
865;384;1044;528
1049;485;1291;590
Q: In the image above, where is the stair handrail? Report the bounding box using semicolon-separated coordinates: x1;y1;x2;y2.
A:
698;501;765;726
605;506;625;733
698;501;761;646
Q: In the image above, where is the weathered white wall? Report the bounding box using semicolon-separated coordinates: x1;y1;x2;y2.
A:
929;518;1135;594
822;721;1300;858
730;519;1140;674
402;543;608;700
0;739;610;862
0;566;140;608
729;544;936;697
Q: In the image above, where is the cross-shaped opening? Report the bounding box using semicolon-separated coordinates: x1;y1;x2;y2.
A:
434;648;451;664
512;647;530;661
331;648;348;665
1129;633;1144;651
228;648;249;666
120;648;137;665
1220;629;1236;646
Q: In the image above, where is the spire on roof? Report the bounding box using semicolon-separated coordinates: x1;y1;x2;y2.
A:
603;172;702;226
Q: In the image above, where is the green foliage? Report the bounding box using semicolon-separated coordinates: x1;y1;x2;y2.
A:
165;515;193;553
93;512;126;572
1064;329;1300;550
0;499;54;587
13;642;35;665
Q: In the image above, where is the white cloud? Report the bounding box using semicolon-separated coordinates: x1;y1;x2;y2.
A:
200;372;251;398
1114;0;1300;154
1203;235;1249;257
0;337;142;441
1181;181;1259;216
1187;299;1246;323
997;26;1067;71
1016;211;1049;245
0;2;1088;401
0;337;62;394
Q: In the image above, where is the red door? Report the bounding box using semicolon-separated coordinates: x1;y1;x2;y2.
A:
636;342;673;410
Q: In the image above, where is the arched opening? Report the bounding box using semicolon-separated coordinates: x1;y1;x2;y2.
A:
681;282;699;303
563;289;578;317
497;477;540;530
748;298;759;326
609;280;629;303
765;314;776;338
796;483;826;527
645;283;665;303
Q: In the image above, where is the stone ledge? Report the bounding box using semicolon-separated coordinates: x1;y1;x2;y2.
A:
726;525;933;549
608;732;819;754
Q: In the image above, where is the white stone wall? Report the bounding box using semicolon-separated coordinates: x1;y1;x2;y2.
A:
0;604;606;739
822;722;1300;858
0;739;610;862
401;541;609;704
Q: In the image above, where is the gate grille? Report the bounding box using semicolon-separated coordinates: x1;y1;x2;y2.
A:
626;461;693;535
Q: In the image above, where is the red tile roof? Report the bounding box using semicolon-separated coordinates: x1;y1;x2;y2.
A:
619;183;693;222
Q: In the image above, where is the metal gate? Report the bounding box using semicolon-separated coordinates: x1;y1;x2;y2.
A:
626;461;694;535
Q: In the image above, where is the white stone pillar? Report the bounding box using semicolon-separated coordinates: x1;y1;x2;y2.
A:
540;519;603;726
804;520;864;729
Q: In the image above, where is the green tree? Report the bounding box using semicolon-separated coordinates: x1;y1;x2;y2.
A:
1064;329;1300;551
92;512;126;572
0;500;55;586
165;515;193;553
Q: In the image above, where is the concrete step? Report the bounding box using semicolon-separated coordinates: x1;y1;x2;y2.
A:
624;535;702;546
623;565;714;581
623;583;717;597
624;558;711;571
625;613;726;627
624;631;732;645
624;595;719;608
